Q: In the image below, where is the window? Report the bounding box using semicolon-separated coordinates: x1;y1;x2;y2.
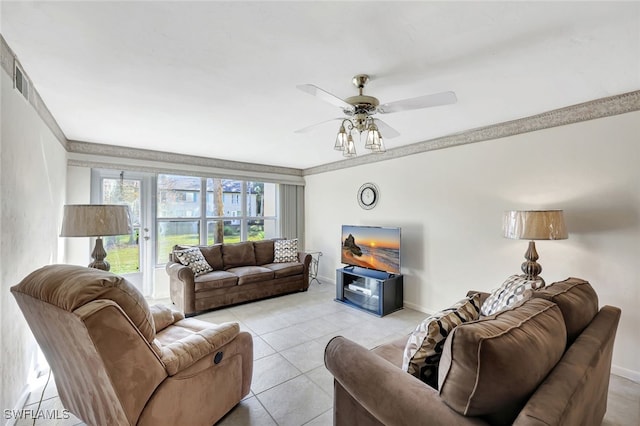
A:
158;174;201;218
91;169;291;297
157;174;278;263
247;181;278;241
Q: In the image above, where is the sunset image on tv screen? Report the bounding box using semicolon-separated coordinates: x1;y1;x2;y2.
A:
341;226;400;274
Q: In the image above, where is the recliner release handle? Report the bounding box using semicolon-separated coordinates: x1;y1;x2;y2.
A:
214;351;224;364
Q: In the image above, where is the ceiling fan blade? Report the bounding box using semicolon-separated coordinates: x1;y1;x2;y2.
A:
296;84;355;112
378;91;457;114
375;119;400;139
294;118;343;134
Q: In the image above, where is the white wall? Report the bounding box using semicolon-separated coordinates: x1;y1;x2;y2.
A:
304;111;640;381
0;71;67;412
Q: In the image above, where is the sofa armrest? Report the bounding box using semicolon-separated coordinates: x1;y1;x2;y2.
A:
165;261;196;314
166;260;194;283
298;252;312;290
325;336;487;426
298;251;312;268
157;322;240;375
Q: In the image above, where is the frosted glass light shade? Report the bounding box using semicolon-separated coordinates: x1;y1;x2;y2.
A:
364;123;381;149
60;204;131;237
503;210;568;240
334;125;347;151
343;134;357;158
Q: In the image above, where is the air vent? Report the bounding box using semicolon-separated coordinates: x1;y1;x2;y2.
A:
14;60;30;101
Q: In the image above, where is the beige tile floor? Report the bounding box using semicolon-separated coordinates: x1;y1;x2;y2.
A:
16;282;640;425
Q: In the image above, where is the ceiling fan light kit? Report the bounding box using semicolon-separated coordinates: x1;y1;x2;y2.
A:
297;74;457;157
344;133;357;158
334;124;347;151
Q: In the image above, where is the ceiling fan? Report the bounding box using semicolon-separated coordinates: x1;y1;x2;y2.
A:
296;74;457;157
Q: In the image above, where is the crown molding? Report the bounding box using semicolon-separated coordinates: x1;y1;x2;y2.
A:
67;141;304;184
303;90;640;176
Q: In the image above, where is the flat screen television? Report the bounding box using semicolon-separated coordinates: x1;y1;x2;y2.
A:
341;225;401;275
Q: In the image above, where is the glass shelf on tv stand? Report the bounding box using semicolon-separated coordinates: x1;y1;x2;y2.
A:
335;266;403;317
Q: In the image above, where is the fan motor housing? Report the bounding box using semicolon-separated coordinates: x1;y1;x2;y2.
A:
344;95;379;115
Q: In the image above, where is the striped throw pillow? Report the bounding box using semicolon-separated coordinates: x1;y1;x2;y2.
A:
402;293;481;388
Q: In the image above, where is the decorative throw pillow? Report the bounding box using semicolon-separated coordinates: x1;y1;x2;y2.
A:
174;247;213;277
402;293;481;388
480;274;543;317
274;238;298;263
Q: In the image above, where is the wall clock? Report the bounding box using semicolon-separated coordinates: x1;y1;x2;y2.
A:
357;183;379;210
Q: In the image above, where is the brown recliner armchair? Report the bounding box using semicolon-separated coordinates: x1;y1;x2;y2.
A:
11;264;253;425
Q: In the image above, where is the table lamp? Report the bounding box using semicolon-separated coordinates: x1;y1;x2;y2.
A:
60;204;131;271
503;210;568;285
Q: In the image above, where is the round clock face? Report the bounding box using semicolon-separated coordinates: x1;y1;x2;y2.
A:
358;183;379;210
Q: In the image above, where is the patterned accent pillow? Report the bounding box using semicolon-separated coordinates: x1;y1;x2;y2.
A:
402;293;481;388
274;239;298;263
174;247;213;277
480;274;543;316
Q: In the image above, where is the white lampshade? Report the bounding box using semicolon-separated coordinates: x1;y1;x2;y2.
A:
503;210;568;241
60;204;131;237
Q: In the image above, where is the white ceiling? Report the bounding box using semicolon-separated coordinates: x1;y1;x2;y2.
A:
2;1;639;169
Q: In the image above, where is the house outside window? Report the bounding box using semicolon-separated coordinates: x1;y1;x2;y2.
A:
157;174;278;263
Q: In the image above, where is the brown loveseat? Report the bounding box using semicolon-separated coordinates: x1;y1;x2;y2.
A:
11;265;253;426
325;278;621;425
167;239;312;316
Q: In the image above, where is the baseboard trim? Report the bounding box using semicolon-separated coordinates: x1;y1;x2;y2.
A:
4;385;30;426
611;365;640;383
315;275;335;287
402;301;432;315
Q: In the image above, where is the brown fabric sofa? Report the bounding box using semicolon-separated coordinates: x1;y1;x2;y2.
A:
325;278;621;426
167;239;312;316
11;265;253;426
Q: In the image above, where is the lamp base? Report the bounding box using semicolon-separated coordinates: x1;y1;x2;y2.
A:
89;237;111;271
521;240;544;285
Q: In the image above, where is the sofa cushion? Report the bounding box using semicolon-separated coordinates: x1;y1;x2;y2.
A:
199;244;224;271
173;247;213;277
480;274;542;316
438;298;567;421
402;294;481;388
222;242;257;269
194;270;238;291
226;266;274;285
533;277;598;343
254;240;275;265
274;238;298;263
264;262;304;278
372;335;410;367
